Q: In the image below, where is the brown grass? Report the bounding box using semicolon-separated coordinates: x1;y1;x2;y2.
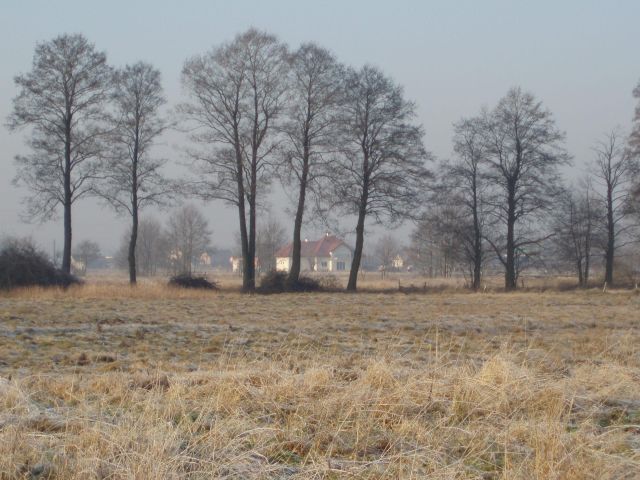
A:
1;281;639;479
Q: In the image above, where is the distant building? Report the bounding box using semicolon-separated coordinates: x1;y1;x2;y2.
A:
275;234;352;273
392;254;405;270
70;256;85;274
199;251;212;267
230;256;260;274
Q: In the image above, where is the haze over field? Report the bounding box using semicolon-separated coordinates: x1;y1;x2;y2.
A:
1;0;639;254
3;4;640;476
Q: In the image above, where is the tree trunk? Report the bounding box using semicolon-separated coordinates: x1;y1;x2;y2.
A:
584;236;591;287
129;206;138;285
128;140;139;285
62;188;72;275
347;207;366;291
244;158;257;292
605;185;615;285
232;125;252;292
237;191;250;291
246;205;256;291
347;149;370;292
62;120;72;275
472;248;481;290
471;178;482;291
577;258;584;287
287;184;306;288
286;146;310;289
505;188;517;291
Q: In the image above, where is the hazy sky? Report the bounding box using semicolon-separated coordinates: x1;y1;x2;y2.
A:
1;0;639;254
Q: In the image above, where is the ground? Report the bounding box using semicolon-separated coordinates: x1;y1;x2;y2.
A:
0;280;639;478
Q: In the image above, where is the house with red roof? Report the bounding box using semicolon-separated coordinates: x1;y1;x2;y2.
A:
275;233;352;273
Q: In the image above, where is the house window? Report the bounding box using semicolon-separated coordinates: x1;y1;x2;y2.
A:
321;261;328;268
337;261;345;271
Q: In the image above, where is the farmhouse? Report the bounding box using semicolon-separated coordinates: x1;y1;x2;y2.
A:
275;234;352;273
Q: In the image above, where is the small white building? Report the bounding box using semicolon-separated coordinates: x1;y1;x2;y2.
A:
199;251;212;266
392;254;405;270
275;234;352;273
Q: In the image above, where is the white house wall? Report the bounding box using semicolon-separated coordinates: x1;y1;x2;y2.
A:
276;257;290;272
275;244;352;273
330;245;352;272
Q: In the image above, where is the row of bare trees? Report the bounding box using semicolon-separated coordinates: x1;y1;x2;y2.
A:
7;34;173;285
417;89;640;290
7;30;430;291
114;205;211;276
180;29;431;291
7;31;640;291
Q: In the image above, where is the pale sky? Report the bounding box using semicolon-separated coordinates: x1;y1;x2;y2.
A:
1;0;639;254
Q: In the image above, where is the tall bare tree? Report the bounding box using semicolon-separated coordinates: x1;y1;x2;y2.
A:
408;222;437;277
551;180;601;287
97;62;171;284
480;87;569;290
413;204;467;279
440;116;488;290
329;65;431;291
373;233;399;277
7;34;112;274
116;217;169;276
74;239;101;275
281;43;344;289
181;28;288;291
591;129;638;285
166;204;211;274
136;217;169;276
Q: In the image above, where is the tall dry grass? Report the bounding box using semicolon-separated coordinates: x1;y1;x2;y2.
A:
0;284;639;478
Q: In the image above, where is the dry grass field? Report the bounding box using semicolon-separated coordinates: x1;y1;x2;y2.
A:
1;280;640;479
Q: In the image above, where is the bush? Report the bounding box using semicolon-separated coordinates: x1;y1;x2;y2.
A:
258;270;324;293
258;270;287;293
293;275;321;292
168;273;218;290
0;238;80;290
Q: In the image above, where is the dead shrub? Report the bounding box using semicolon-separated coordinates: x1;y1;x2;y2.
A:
0;238;80;290
258;270;323;293
168;273;218;290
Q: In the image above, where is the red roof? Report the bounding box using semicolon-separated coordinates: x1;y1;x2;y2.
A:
275;234;349;258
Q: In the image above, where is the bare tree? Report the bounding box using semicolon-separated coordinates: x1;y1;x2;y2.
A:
413;205;466;279
591;129;638;285
373;234;399;278
281;43;344;289
7;34;112;274
437;116;488;290
138;218;169;275
116;217;169;276
551;179;601;287
256;216;288;272
74;239;101;275
329;65;431;291
166;204;211;274
181;28;288;291
97;62;172;285
480;87;569;290
408;222;437;277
